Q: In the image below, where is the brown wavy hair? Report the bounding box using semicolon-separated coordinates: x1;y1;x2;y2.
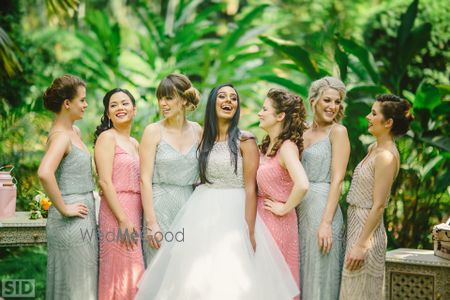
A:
259;88;307;157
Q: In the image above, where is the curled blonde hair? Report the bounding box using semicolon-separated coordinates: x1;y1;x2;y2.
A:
308;76;346;122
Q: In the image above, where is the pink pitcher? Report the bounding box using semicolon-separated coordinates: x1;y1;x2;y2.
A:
0;165;17;218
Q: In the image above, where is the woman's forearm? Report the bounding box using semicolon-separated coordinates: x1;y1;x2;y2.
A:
282;183;308;215
356;204;385;247
321;180;343;225
244;187;257;234
38;172;67;215
140;179;157;225
98;179;127;223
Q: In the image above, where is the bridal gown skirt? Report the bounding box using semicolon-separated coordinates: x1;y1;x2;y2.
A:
135;185;299;300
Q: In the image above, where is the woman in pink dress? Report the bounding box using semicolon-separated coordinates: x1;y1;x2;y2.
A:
257;88;310;297
94;88;144;300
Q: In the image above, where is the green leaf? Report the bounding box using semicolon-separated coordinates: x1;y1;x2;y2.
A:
0;27;22;77
259;75;308;97
436;84;450;98
419;155;443;180
338;37;380;84
399;23;432;71
220;4;268;57
402;90;416;103
260;35;324;79
414;81;441;111
334;45;348;82
397;0;419;48
418;136;450;152
347;85;390;99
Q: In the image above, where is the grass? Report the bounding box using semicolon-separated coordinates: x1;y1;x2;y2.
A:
0;246;47;299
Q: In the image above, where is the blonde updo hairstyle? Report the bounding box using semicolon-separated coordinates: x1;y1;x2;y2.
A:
156;74;200;111
308;76;346;122
260;88;308;157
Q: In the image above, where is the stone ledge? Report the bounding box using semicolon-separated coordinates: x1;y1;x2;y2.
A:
386;248;450;268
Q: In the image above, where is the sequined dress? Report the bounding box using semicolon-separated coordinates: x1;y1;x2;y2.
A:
142;123;199;266
135;140;299;300
257;140;300;296
98;145;144;300
296;135;344;300
340;154;389;299
46;144;98;300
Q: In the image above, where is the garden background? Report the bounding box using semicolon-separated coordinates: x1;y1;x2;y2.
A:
0;0;449;298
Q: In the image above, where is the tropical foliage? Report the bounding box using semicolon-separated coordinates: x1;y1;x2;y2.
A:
0;0;448;262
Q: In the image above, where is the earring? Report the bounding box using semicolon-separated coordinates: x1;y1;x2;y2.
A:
108;118;111;127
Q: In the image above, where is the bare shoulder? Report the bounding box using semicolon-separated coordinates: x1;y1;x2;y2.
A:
239;132;257;153
279;139;299;155
48;131;71;148
189;121;203;138
72;125;81;136
374;148;397;167
96;129;115;146
330;124;348;139
131;137;139;148
189;121;202;132
367;142;376;152
240;130;256;142
142;123;161;142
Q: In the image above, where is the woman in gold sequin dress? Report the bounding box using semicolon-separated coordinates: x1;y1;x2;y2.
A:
340;94;413;299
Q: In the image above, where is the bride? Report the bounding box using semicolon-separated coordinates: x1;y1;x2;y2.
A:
135;84;299;300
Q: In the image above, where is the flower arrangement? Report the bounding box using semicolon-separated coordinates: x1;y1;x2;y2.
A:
29;191;52;219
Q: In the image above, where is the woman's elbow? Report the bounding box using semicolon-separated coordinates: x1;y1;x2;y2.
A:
98;179;112;191
140;178;152;191
299;181;309;193
37;168;50;183
372;203;386;215
293;182;308;197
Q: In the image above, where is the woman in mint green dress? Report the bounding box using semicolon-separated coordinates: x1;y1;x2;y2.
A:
140;74;202;266
38;75;97;300
296;77;349;299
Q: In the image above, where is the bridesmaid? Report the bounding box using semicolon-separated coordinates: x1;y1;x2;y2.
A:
340;94;413;299
37;74;97;300
140;74;202;266
257;88;309;297
94;88;144;299
296;76;349;300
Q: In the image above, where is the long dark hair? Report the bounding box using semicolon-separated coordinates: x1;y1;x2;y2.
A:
94;88;136;144
198;84;241;184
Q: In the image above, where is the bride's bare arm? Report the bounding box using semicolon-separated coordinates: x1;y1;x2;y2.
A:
240;132;259;249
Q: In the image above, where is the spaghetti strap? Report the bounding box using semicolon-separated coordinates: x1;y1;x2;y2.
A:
189;122;198;144
46;130;66;145
157;121;167;141
387;147;401;178
326;123;336;136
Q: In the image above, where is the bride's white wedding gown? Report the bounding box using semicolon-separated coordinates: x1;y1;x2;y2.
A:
135;140;299;300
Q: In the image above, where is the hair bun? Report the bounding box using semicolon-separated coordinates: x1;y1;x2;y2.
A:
43;74;85;113
183;86;200;111
376;94;413;136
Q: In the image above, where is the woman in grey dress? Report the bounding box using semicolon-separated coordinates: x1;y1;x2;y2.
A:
140;74;202;266
296;77;349;299
38;74;97;300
